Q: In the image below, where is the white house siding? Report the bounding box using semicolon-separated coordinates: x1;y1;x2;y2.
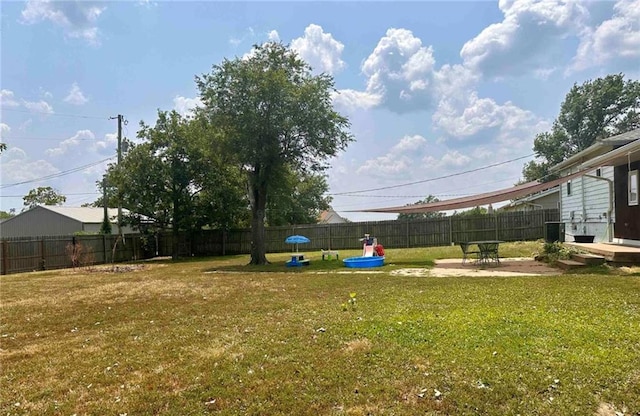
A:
560;166;614;242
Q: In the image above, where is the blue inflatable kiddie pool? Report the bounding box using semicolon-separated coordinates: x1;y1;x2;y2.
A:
343;256;384;268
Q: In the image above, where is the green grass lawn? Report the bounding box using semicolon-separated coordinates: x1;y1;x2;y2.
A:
1;242;639;415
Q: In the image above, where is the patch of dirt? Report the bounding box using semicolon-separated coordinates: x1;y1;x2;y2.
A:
60;264;150;274
391;257;560;278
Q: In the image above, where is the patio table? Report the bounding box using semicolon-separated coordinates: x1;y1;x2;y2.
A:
458;240;504;266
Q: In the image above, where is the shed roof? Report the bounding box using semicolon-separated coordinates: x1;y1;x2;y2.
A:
34;206;124;223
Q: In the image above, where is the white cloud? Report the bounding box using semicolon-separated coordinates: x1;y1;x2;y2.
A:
433;91;542;141
46;130;95;157
1;90;20;107
23;100;54;114
64;82;89;105
433;64;478;101
267;30;280;42
423;150;472;171
1;89;54;114
137;0;158;8
360;28;436;113
0;147;59;185
357;134;428;178
569;0;640;73
0;123;10;141
95;133;118;155
331;89;382;112
173;95;203;116
20;0;105;45
460;0;589;79
393;134;427;153
291;24;346;75
230;27;256;47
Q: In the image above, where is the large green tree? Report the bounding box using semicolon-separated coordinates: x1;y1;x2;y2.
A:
196;42;353;264
397;195;445;221
266;170;332;226
522;73;640;182
107;110;246;259
22;186;66;210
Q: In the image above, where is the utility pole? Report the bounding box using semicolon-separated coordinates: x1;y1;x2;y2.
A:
110;114;125;238
102;176;108;229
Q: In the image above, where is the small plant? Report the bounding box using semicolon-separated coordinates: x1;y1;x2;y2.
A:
65;241;84;269
65;241;95;270
538;242;579;264
342;292;357;311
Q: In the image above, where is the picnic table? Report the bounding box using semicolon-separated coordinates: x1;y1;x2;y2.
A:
286;253;310;267
458;240;504;266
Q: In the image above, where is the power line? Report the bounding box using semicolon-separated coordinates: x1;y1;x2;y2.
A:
3;136;100;142
0;155;116;189
2;107;110;120
0;192;99;198
330;153;534;196
332;176;522;199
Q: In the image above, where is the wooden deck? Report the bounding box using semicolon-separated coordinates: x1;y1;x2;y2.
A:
565;242;640;264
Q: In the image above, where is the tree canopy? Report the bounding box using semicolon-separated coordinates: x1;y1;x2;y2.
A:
196;42;353;264
266;170;332;226
522;73;640;182
22;186;66;210
105;110;247;259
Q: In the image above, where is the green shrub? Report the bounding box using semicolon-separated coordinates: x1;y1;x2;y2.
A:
538;242;579;263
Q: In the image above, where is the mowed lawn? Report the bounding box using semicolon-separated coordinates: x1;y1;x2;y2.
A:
1;243;639;415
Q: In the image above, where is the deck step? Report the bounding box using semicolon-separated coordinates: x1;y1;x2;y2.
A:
571;253;605;266
557;259;586;270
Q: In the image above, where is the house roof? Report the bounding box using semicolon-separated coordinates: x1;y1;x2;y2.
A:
577;138;640;169
551;128;640;172
319;208;348;224
502;186;559;209
33;206;124;223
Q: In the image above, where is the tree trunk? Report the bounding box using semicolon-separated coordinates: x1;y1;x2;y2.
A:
249;180;269;265
172;181;180;260
171;218;180;260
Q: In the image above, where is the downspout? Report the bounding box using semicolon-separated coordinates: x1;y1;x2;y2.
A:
581;175;587;234
584;174;614;242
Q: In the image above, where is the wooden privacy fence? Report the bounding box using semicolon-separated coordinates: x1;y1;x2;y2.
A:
162;209;560;257
1;209;559;275
1;234;155;275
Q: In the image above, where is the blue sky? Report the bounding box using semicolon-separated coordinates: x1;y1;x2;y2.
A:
1;0;639;222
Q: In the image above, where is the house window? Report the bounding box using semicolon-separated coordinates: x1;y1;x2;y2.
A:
629;170;639;206
567;181;572;196
596;168;601;177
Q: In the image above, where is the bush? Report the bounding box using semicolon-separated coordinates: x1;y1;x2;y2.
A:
537;242;578;264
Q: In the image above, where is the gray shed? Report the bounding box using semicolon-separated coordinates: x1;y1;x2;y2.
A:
0;206;137;238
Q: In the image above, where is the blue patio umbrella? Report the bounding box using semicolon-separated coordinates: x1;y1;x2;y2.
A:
285;235;311;252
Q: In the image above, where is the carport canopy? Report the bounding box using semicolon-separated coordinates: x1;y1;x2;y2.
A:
354;169;589;214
